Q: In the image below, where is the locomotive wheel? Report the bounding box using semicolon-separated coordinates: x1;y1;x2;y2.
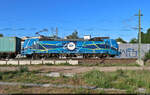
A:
109;55;115;58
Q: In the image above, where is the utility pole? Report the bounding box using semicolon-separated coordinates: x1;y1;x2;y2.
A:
135;9;143;65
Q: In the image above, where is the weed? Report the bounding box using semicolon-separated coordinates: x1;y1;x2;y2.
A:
0;72;2;80
82;70;112;88
144;50;150;62
75;88;86;94
2;73;14;80
18;66;29;73
78;62;140;67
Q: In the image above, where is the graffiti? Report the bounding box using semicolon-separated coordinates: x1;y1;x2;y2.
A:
117;44;150;58
118;48;138;58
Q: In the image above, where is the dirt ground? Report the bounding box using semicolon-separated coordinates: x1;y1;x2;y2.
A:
0;85;98;94
0;65;149;73
0;85;126;94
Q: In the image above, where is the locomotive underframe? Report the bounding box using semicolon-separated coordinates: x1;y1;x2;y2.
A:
26;53;115;59
0;52;17;59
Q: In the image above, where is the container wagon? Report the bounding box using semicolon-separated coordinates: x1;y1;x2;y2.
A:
0;37;21;58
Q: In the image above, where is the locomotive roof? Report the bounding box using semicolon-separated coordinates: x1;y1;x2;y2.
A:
26;36;110;41
39;38;109;41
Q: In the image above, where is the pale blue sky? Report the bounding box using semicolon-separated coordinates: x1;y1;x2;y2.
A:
0;0;149;41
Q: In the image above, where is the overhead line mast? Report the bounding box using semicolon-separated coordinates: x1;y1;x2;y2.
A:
135;9;143;64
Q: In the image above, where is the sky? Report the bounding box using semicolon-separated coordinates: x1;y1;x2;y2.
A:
0;0;149;42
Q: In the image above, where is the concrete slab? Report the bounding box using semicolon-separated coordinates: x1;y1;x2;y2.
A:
19;61;31;65
0;61;6;65
7;61;19;65
67;60;78;65
55;60;67;64
63;73;75;77
43;60;54;64
31;60;42;64
45;72;60;77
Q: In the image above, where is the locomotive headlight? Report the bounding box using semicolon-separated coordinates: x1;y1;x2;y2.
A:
67;42;76;50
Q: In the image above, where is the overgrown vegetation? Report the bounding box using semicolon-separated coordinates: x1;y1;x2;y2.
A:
116;37;127;43
0;33;3;37
144;50;150;62
129;38;138;43
129;28;150;43
78;62;140;67
1;66;150;93
82;69;150;93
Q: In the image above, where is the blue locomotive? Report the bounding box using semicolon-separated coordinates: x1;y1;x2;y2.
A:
21;37;120;58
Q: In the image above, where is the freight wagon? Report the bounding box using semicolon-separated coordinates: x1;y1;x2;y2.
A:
0;37;21;58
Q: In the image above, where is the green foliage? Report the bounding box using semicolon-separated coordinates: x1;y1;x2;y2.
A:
0;72;3;80
83;70;112;88
66;30;79;39
116;37;127;43
144;50;150;62
1;69;150;93
78;62;140;67
0;34;3;37
129;28;150;44
82;70;150;92
129;38;138;43
137;28;150;43
18;66;29;73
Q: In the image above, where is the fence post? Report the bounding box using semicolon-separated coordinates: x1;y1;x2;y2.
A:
54;60;56;64
42;58;44;64
6;60;7;65
30;60;32;65
18;59;20;65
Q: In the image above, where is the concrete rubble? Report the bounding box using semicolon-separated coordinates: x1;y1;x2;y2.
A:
41;72;75;77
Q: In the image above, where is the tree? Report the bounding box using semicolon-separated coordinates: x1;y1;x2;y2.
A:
0;34;3;37
66;30;79;39
116;37;127;43
129;38;138;43
130;28;150;44
140;28;150;43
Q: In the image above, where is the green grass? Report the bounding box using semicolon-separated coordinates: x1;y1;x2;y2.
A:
45;62;73;66
1;66;150;93
78;62;140;67
82;69;150;93
144;50;150;62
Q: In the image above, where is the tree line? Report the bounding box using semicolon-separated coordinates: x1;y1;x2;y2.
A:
1;27;150;44
116;28;150;43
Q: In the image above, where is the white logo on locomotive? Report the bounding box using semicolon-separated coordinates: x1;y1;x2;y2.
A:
67;42;76;50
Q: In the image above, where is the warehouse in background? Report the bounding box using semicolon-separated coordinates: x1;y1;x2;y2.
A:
117;44;150;58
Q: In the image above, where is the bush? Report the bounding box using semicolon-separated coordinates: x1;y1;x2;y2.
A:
0;72;2;80
144;50;150;62
18;66;29;73
2;73;14;80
